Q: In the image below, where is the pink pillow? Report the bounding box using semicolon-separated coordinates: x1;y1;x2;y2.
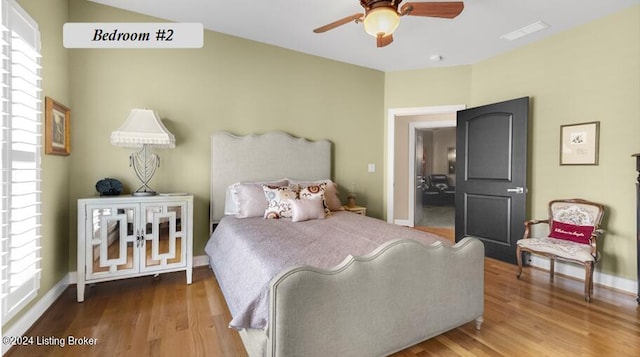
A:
290;198;326;222
235;184;270;218
549;220;594;245
229;179;288;218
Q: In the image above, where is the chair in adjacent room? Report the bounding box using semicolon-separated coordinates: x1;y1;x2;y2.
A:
422;174;455;206
516;198;606;302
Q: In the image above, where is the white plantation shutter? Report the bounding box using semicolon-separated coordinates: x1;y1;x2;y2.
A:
1;0;42;323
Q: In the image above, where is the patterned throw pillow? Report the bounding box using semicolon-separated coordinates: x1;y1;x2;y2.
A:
549;220;594;245
299;184;330;214
288;179;344;211
263;185;297;219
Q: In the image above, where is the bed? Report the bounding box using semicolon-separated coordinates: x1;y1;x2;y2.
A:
207;131;484;357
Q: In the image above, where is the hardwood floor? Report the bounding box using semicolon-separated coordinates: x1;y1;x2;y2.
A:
413;227;455;242
6;259;640;356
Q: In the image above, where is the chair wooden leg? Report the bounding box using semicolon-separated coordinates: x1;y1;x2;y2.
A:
549;258;555;280
585;262;594;302
516;246;523;279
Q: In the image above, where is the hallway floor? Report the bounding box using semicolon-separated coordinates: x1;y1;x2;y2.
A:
416;205;455;228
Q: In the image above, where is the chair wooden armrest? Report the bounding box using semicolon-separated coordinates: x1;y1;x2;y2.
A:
589;228;605;242
587;227;606;259
523;219;549;239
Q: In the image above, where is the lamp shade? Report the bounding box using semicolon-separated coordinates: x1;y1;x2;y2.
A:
110;109;175;148
364;7;400;37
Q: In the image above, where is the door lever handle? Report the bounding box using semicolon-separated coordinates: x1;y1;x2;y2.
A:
507;187;525;194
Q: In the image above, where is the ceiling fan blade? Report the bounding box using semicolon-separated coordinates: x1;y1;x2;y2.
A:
377;34;393;47
313;13;365;33
400;1;464;18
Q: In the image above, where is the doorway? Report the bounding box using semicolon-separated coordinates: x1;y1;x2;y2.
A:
413;126;456;229
386;104;464;228
386;98;528;264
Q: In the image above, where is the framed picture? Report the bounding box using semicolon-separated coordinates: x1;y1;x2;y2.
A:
560;121;599;165
44;96;70;156
447;147;456;174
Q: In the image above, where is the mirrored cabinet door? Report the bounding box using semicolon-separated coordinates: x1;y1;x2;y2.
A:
140;202;187;272
85;204;139;279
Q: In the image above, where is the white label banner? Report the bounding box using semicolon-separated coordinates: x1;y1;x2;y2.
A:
63;23;203;48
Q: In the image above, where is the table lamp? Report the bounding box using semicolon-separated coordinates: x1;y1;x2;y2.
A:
110;109;175;196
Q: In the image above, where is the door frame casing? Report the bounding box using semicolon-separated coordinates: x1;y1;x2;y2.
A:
386;104;465;225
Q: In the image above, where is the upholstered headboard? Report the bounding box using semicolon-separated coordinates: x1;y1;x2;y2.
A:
210;131;331;225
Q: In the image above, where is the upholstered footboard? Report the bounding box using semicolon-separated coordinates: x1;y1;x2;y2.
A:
240;236;484;357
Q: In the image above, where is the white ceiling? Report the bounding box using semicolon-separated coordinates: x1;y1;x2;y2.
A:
88;0;639;72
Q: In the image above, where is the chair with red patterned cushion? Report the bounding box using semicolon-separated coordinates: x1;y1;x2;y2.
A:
516;198;605;302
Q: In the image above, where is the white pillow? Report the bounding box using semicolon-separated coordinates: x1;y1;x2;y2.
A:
225;179;288;217
290;197;326;222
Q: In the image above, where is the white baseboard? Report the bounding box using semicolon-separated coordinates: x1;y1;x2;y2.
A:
394;219;411;227
528;256;637;294
193;254;209;267
2;273;71;356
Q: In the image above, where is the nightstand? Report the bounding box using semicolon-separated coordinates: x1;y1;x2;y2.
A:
77;194;193;302
342;205;367;216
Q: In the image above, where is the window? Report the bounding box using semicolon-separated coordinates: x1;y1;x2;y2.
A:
1;0;42;323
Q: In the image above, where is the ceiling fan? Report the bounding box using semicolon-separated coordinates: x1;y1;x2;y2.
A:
313;1;464;47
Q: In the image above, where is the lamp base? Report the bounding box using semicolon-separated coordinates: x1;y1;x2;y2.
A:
130;145;160;197
132;190;157;197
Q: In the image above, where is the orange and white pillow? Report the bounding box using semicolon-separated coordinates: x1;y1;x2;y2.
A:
263;185;297;219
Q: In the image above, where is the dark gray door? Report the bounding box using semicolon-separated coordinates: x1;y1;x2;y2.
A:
455;97;529;264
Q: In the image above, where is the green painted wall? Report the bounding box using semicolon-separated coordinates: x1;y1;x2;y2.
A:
386;6;640;279
67;0;385;268
384;65;472;108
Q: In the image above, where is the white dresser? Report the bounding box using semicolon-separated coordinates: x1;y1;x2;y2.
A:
77;194;193;302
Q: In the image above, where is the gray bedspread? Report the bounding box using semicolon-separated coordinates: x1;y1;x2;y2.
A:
204;211;449;330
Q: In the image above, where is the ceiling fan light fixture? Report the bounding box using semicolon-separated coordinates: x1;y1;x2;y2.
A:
363;7;400;37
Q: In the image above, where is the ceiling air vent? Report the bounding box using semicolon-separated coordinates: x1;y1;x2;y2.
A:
500;21;549;41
